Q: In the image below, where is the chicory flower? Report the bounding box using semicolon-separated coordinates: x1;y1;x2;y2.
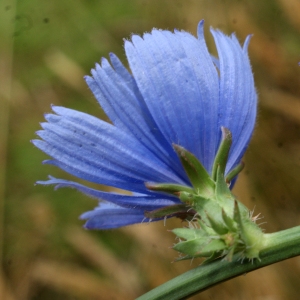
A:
33;20;257;230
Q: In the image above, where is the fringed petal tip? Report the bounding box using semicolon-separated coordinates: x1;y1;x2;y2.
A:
243;34;253;52
35;176;65;191
197;19;205;38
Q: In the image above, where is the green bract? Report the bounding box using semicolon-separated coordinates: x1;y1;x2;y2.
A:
147;127;264;262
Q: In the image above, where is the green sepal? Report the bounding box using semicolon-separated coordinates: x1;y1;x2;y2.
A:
197;218;216;235
232;199;252;251
173;237;226;258
173;238;212;257
192;195;224;225
172;228;206;240
215;166;250;219
144;204;194;219
178;192;221;223
178;191;195;205
173;144;215;197
199;239;226;256
233;200;243;230
212;127;232;182
232;199;251;232
233;200;264;259
225;161;244;183
145;182;195;195
222;209;236;232
215;165;232;200
205;211;228;235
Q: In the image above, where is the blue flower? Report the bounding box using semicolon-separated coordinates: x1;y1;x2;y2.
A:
33;21;257;229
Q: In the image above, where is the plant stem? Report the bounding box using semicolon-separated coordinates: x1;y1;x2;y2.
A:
136;226;300;300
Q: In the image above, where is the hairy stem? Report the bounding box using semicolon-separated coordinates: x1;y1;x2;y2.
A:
136;226;300;300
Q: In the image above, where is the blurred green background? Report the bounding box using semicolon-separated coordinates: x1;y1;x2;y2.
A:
1;0;300;299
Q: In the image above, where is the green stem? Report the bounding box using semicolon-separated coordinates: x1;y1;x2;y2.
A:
136;226;300;300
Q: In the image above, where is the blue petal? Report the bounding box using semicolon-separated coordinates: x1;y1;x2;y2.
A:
34;21;257;230
85;55;187;179
38;176;181;210
80;202;161;229
124;21;220;174
210;29;257;172
33;106;187;193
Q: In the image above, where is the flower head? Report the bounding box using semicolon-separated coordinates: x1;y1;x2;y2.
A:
33;21;257;230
